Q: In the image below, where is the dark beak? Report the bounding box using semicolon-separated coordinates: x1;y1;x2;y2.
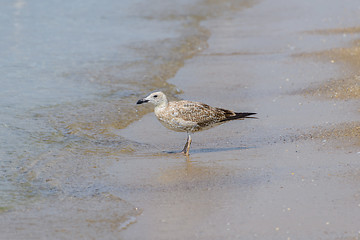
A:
136;99;149;104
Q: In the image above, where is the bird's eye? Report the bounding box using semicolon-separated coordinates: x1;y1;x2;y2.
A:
153;95;158;98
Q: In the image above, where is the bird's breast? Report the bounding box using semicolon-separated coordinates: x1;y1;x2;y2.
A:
154;107;198;132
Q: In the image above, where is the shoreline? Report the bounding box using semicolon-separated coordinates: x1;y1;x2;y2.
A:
1;0;360;239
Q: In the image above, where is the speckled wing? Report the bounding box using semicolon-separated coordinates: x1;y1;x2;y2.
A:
170;101;232;130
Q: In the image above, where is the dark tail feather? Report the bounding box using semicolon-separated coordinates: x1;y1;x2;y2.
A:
221;112;257;122
235;112;257;119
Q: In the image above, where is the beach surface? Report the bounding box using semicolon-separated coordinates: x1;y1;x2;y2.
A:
1;0;360;239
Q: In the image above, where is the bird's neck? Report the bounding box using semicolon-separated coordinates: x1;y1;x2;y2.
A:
154;100;168;113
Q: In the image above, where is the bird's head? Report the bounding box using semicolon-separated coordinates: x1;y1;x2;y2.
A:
136;91;168;107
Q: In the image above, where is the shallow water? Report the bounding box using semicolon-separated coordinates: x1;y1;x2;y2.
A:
0;0;211;209
0;0;256;229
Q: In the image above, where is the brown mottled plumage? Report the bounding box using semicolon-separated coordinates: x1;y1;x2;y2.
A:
137;91;256;156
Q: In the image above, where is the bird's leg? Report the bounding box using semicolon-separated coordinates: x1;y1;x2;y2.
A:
181;133;192;156
186;134;192;156
181;133;189;153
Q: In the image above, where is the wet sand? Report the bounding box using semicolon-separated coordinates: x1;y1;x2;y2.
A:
122;0;360;239
1;0;360;239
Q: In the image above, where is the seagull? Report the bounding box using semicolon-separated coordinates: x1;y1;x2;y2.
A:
137;91;256;156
